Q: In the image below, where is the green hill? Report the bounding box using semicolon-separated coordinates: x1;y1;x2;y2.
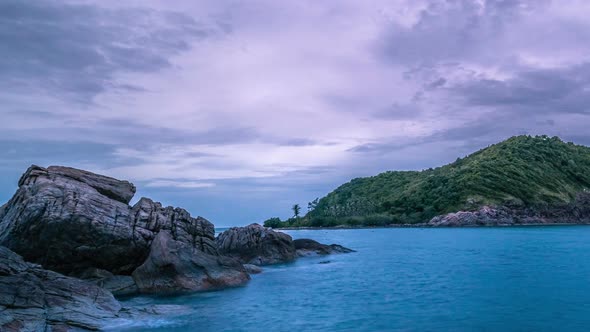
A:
265;135;590;227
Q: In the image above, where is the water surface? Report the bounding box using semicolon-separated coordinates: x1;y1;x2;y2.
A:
115;227;590;331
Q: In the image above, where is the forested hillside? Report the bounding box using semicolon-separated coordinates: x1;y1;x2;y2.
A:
265;135;590;227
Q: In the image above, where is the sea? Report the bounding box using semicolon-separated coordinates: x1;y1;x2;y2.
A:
110;226;590;331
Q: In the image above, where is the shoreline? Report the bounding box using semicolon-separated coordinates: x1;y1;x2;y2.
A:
277;222;590;230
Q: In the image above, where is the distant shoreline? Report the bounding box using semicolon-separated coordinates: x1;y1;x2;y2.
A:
277;222;590;230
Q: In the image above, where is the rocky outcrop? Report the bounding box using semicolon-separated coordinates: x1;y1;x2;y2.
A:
293;238;355;257
216;224;355;265
35;165;137;204
0;165;216;275
131;197;217;255
0;246;121;331
429;193;590;226
216;224;297;265
428;206;513;226
243;264;263;274
76;268;139;297
0;165;356;329
132;231;249;293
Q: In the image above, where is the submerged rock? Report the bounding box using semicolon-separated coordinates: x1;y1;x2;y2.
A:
0;165;216;275
294;238;355;257
132;231;250;293
216;224;297;265
0;246;121;331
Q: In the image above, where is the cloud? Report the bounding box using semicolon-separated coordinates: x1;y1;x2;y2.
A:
2;0;590;225
378;0;549;65
145;180;216;189
451;63;590;115
0;0;220;101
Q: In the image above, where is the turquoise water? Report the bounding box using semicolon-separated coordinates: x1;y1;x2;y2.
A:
114;227;590;331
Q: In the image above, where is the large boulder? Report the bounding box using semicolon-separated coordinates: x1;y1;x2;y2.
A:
216;224;297;265
0;165;216;275
0;246;121;331
293;238;355;257
132;231;250;293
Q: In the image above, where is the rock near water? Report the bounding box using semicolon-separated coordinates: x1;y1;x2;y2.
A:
132;231;250;293
0;246;121;331
428;193;590;227
216;224;355;265
293;238;356;257
0;165;354;330
0;165;217;275
216;224;297;265
428;206;513;226
75;267;139;297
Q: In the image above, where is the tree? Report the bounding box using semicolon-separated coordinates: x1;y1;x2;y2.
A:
292;204;301;218
263;217;282;228
307;198;319;212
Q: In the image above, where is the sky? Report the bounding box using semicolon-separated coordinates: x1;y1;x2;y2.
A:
1;0;590;226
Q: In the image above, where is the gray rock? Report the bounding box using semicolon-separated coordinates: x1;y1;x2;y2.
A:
38;165;136;204
99;275;139;297
131;197;218;255
77;267;115;280
428;206;515;226
216;224;296;265
294;238;355;257
76;268;139;297
243;264;263;274
0;165;216;275
0;246;121;331
132;231;250;293
428;193;590;227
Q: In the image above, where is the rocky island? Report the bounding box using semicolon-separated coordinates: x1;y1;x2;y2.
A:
0;165;353;331
264;135;590;228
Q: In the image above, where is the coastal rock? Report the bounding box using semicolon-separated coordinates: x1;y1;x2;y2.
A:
99;275;139;297
132;231;250;293
294;238;355;257
130;197;218;255
0;246;121;331
216;224;296;265
0;165;216;275
243;264;263;274
35;165;136;204
429;194;590;227
428;206;514;226
77;268;139;297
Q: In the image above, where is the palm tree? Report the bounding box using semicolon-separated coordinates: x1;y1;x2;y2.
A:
292;204;301;218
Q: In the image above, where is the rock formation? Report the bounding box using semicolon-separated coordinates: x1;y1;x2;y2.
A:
216;224;297;265
0;165;355;329
242;264;263;274
216;224;355;265
132;231;249;293
76;268;139;297
0;165;217;275
0;246;121;331
428;193;590;227
428;206;513;226
293;238;356;257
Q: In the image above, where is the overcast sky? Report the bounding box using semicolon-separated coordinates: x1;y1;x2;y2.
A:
1;0;590;226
